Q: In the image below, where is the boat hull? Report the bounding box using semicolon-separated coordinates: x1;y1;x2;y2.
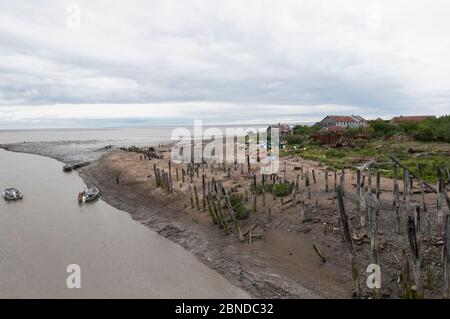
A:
3;188;23;201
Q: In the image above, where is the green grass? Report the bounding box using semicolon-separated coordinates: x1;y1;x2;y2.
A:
284;139;450;182
229;194;249;220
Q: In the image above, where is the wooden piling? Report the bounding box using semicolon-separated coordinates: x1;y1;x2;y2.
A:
408;215;423;297
443;214;450;298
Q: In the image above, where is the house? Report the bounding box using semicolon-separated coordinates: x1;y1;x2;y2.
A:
390;115;436;124
266;123;292;137
317;115;368;129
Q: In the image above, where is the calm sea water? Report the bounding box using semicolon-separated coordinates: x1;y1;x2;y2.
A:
0;125;269;145
0;149;249;298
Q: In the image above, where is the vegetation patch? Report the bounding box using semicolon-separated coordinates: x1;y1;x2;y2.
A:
229;194;250;220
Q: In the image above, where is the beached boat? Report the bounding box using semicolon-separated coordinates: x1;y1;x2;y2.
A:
78;186;100;203
63;161;90;172
3;188;23;201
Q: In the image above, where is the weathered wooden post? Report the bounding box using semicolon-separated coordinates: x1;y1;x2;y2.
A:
356;169;365;227
252;174;257;212
334;169;337;189
312;169;316;184
419;178;427;214
360;184;366;228
376;170;381;200
403;168;408;200
262;174;266;207
300;190;305;223
367;194;379;266
153;164;159;187
202;174;206;211
305;170;310;187
292;188;296;208
408;215;423;297
443;214;450;298
336;185;360;295
194;185;200;211
405;170;411;216
272;177;276;200
221;183;245;242
168;160;173;194
188;184;195;208
415;206;421;257
394;180;401;235
393;163;398;205
339;170;345;192
325;170;329;193
206;193;218;224
437;180;445;231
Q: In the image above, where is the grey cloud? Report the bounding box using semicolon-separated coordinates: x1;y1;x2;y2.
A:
0;0;449;127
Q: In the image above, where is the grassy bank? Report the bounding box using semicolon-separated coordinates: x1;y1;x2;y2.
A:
282;136;450;182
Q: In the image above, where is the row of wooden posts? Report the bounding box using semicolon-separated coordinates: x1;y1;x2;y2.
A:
336;156;450;298
151;154;450;297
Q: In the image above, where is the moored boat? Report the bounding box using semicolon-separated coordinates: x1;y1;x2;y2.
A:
63;164;73;172
63;161;90;172
3;188;23;201
78;186;100;203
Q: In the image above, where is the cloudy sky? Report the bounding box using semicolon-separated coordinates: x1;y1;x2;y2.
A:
0;0;449;128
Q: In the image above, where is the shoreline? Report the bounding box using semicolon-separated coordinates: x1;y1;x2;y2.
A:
0;143;319;298
3;141;448;299
78;151;321;298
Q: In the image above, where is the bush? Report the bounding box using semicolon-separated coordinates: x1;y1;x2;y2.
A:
229;194;249;220
344;127;367;138
284;134;305;145
414;116;450;143
273;182;292;197
368;120;401;139
293;125;318;136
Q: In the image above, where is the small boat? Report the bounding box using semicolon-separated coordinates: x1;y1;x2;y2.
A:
78;186;100;203
63;164;73;172
3;188;23;201
63;161;90;172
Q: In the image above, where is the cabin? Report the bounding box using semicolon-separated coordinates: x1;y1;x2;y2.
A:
390;115;436;124
317;115;368;129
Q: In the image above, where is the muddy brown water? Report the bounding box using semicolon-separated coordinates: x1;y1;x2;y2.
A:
0;149;249;298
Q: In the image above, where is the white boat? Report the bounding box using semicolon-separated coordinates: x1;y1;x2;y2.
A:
78;186;100;203
3;188;23;201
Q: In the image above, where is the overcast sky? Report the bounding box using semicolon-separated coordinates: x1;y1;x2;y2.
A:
1;0;450;128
